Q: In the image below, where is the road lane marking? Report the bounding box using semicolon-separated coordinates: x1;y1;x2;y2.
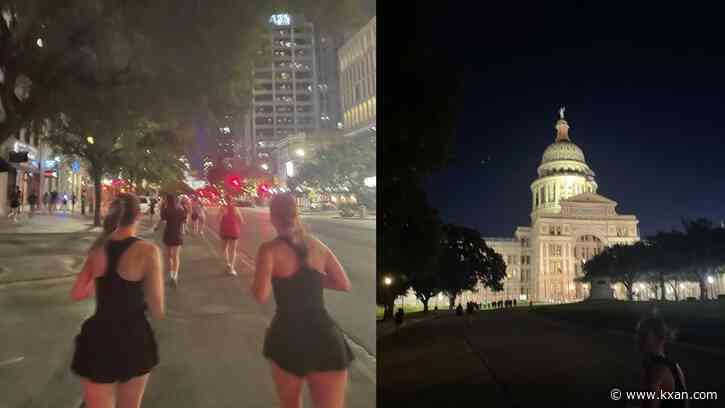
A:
0;356;24;366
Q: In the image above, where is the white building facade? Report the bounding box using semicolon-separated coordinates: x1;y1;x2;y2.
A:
396;111;647;308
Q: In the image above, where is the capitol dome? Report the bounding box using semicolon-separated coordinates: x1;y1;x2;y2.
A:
541;140;586;164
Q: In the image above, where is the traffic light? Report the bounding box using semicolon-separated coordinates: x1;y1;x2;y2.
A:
231;177;240;187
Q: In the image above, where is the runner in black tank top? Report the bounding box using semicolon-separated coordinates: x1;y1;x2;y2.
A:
636;316;689;408
72;237;159;382
262;236;354;376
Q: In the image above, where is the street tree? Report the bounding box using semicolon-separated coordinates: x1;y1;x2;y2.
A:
289;134;376;207
408;260;441;313
378;179;440;320
438;224;505;310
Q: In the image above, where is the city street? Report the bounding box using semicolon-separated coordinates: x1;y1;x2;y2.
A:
0;212;375;408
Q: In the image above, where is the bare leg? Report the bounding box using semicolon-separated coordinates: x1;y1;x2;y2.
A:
222;240;230;268
116;373;150;408
307;369;348;408
269;361;304;408
229;240;238;271
173;246;182;277
81;378;115;408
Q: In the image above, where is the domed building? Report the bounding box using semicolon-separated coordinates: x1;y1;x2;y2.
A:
479;109;640;303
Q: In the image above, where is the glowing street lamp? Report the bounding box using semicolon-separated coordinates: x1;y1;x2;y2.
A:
295;148;305;157
261;163;269;171
36;38;44;48
86;136;95;145
707;275;714;284
383;276;392;286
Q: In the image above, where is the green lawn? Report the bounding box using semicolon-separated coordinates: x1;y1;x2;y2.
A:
532;299;725;350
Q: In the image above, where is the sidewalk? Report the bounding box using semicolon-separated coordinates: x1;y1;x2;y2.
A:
0;212;100;234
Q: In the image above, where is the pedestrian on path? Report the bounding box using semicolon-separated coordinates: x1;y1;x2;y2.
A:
219;201;243;275
28;190;38;216
72;193;77;212
191;198;206;236
148;197;157;221
252;193;354;408
62;193;69;212
154;193;186;286
8;186;21;222
50;190;58;214
636;316;688;407
70;193;164;408
394;308;404;334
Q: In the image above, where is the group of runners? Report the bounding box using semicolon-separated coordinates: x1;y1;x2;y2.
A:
70;191;354;408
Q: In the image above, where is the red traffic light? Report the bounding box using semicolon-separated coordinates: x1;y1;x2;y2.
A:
231;177;240;187
260;184;268;192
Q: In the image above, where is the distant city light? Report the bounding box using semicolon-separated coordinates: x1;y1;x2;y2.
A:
384;277;392;286
364;176;376;188
86;136;94;144
285;161;294;177
269;14;291;26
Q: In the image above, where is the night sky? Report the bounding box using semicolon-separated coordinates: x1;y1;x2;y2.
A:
417;4;725;238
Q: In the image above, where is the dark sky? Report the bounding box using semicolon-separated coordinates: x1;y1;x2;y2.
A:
417;4;725;238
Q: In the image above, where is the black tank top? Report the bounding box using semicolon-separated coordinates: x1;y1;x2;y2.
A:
271;236;330;325
643;353;688;408
94;237;146;319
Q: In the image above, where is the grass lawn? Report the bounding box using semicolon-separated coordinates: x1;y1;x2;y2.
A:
376;304;427;320
532;299;725;350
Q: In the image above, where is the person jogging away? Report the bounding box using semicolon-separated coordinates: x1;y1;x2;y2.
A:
70;193;164;408
636;316;689;408
180;196;191;235
28;190;38;216
154;193;187;287
190;198;205;235
8;185;21;222
42;191;49;211
148;197;157;221
219;201;243;275
252;193;354;408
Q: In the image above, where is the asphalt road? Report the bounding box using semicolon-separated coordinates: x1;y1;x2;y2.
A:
379;309;725;408
205;207;377;356
0;212;376;407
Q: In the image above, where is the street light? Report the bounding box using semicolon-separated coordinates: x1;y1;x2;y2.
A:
384;276;392;286
261;163;269;171
86;136;95;145
295;148;305;157
36;38;44;48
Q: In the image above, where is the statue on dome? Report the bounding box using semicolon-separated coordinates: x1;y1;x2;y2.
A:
559;106;566;120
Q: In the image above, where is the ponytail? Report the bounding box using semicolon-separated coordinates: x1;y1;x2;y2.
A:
89;193;140;251
90;200;123;250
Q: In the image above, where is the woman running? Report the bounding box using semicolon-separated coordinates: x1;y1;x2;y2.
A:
252;193;354;408
70;193;164;408
154;193;187;286
191;198;207;235
219;201;244;275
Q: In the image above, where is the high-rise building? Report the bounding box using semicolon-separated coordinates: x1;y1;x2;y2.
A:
339;16;376;137
252;14;319;169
